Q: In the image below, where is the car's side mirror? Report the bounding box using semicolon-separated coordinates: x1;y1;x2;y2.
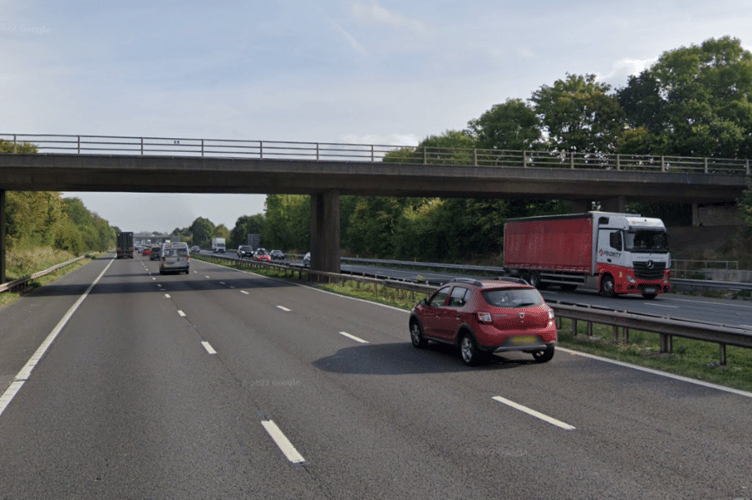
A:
419;298;427;306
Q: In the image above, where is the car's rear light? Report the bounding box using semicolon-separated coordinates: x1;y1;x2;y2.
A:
476;311;492;323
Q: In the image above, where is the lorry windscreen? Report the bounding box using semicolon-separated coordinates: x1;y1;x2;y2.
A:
624;230;669;253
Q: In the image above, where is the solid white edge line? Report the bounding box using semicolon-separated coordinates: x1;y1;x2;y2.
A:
277;305;291;312
261;420;305;464
240;290;249;295
557;347;752;399
339;331;369;344
1;258;114;417
492;396;576;431
178;310;186;317
194;259;752;399
201;341;217;355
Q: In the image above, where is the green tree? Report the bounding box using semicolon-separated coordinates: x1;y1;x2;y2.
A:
530;73;625;154
229;214;264;248
467;98;543;151
189;217;215;248
262;194;310;251
617;36;752;157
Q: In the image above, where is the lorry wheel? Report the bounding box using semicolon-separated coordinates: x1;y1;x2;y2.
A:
529;271;545;289
600;275;616;297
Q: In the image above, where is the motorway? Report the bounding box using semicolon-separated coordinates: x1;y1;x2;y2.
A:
0;254;751;499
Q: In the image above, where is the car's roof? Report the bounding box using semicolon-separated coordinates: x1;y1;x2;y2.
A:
447;278;532;290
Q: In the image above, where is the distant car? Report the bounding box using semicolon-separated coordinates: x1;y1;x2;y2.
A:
253;248;271;262
302;252;311;268
237;245;254;259
143;247;152;256
270;249;285;261
408;278;557;366
160;242;190;274
149;246;161;261
191;246;200;253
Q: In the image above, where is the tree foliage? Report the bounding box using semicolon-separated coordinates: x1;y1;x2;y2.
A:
617;36;752;157
229;214;264;248
467;98;543;151
530;73;625;154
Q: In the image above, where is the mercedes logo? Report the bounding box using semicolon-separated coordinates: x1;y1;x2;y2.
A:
647;260;654;269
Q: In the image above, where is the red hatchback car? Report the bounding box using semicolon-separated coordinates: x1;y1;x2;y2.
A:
409;278;557;366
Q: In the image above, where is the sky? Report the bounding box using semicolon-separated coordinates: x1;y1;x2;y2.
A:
2;0;751;233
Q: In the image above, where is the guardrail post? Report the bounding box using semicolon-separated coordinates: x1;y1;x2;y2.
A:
12;134;16;153
260;141;263;159
659;333;672;354
704;157;708;174
616;154;620;171
77;135;81;154
423;147;427;164
140;137;144;155
720;343;727;366
523;150;527;168
570;151;575;169
571;318;577;336
371;144;374;162
661;156;666;172
473;148;477;166
747;159;750;176
201;139;204;157
612;325;619;343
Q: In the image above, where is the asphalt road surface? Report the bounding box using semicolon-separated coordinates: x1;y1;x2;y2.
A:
0;254;751;499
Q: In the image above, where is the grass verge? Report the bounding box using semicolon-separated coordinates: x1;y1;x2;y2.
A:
0;246;97;309
196;255;752;393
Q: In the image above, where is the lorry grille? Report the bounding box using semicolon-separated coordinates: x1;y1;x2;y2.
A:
633;261;665;280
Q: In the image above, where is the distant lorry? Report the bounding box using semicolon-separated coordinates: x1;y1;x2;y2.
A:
211;237;226;253
116;232;134;259
504;212;671;299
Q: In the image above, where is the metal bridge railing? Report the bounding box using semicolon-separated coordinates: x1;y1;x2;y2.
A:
1;133;750;175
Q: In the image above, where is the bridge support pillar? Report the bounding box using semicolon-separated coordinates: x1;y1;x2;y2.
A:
601;196;626;213
310;190;341;276
0;189;5;284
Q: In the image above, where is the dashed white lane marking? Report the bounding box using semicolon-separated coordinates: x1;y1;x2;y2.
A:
201;341;217;355
152;277;156;280
1;258;114;417
178;310;186;317
645;303;678;308
339;331;369;344
194;271;198;274
261;420;305;464
164;294;171;298
277;305;291;312
492;396;576;431
205;275;211;279
220;281;226;285
241;290;250;295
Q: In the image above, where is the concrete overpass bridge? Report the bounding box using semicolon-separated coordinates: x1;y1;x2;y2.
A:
1;133;750;282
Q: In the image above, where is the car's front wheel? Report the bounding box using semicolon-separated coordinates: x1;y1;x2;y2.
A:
459;333;483;366
410;321;427;348
532;345;555;363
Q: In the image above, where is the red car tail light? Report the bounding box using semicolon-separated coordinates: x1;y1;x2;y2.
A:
476;311;492;323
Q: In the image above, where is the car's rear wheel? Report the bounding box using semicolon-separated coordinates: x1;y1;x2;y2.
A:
532;345;555;363
410;321;427;348
459;333;483;366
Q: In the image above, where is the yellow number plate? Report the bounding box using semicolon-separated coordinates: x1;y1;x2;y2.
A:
510;336;538;345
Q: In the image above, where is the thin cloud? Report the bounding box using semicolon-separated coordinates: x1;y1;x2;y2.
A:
327;15;368;56
351;2;426;34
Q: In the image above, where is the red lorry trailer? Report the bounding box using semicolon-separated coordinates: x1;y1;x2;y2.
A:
504;212;671;299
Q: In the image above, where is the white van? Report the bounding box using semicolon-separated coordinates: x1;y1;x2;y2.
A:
160;242;190;275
